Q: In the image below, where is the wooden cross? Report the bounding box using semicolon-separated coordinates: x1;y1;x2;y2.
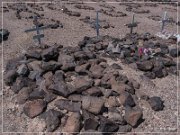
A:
125;14;138;34
25;16;51;45
96;11;100;38
160;11;168;33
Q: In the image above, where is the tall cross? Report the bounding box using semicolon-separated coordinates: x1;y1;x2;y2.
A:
160;11;168;33
125;14;138;34
25;16;51;45
96;11;100;38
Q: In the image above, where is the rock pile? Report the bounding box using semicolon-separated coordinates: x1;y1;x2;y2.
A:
80;16;114;29
74;4;95;10
62;7;81;17
4;35;166;133
99;9;127;17
99;33;178;79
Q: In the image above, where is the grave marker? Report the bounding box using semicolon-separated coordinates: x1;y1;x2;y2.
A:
160;11;169;33
25;16;51;45
96;11;100;38
125;14;138;34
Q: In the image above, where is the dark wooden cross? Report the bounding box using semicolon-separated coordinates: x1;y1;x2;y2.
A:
25;16;51;45
125;14;138;34
95;11;100;38
160;11;168;33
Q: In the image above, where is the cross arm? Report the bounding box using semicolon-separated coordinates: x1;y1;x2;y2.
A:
25;25;52;33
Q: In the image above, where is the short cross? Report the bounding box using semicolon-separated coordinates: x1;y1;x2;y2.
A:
125;14;138;34
160;11;168;33
96;11;100;38
25;16;51;45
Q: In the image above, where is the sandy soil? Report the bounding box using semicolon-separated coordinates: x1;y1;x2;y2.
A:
0;0;180;134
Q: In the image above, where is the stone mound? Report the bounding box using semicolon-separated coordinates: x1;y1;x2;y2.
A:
4;35;168;133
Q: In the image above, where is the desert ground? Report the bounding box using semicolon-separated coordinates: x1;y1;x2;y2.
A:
0;0;180;135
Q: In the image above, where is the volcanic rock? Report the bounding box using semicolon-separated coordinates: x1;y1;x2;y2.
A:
148;96;164;111
54;99;81;112
144;72;156;79
75;63;90;74
63;7;81;17
58;54;76;71
82;87;103;96
41;46;59;62
29;88;46;100
49;81;70;97
28;71;41;80
11;77;34;93
41;61;62;72
62;112;81;132
23;99;47;118
82;96;104;114
118;124;132;132
99;116;119;133
153;67;168;78
128;79;140;89
53;70;64;82
124;107;143;127
84;118;99;131
6;56;25;71
111;63;123;70
17;64;29;76
169;48;179;57
68;94;83;102
89;64;104;79
42;109;63;132
136;61;154;71
16;87;33;104
28;60;43;75
105;96;120;108
70;76;93;93
4;69;18;85
107;108;125;125
25;50;42;60
0;29;10;42
118;92;136;107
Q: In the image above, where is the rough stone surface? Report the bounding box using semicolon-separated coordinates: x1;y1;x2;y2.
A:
148;96;164;111
23;99;47;118
54;99;81;112
124;107;143;127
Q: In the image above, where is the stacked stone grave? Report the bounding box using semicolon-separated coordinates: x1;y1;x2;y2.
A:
4;35;169;133
80;16;114;29
97;33;179;79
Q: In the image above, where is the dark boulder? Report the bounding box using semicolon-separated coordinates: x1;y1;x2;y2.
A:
54;99;81;112
99;116;119;133
84;118;99;131
4;70;18;85
23;99;47;118
0;29;10;42
148;96;164;111
41;46;59;61
169;48;179;57
124;107;143;127
41;109;63;132
136;61;154;71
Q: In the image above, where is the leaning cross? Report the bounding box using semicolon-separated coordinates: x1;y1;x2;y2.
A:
95;11;100;38
25;16;50;45
125;14;138;34
160;11;168;33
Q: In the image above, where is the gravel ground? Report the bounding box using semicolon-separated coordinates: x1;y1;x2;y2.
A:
0;0;180;134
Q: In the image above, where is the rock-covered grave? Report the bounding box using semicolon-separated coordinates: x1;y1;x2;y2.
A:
4;33;177;133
